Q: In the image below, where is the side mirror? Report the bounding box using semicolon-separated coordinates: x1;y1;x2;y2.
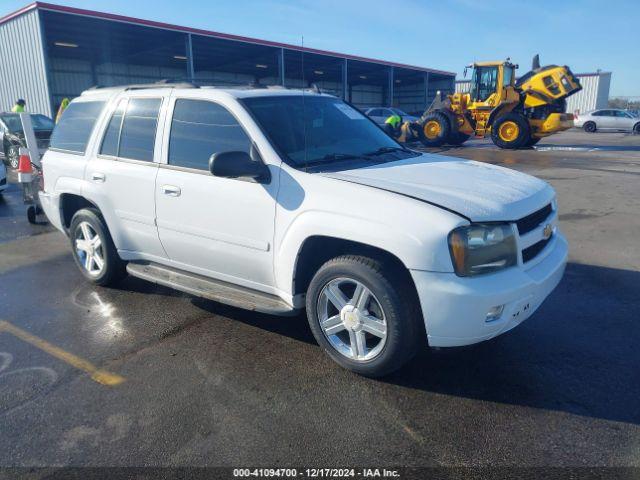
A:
208;150;270;183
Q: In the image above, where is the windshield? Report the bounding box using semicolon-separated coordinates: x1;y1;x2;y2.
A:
470;66;498;102
0;114;55;133
242;95;414;167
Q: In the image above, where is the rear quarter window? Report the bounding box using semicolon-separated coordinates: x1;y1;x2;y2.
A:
49;101;106;154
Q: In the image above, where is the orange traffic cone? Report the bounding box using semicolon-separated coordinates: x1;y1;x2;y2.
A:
17;148;32;183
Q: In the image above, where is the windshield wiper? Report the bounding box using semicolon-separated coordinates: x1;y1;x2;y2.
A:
363;146;412;156
311;153;362;163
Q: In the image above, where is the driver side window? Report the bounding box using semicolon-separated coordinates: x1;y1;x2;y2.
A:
168;99;251;171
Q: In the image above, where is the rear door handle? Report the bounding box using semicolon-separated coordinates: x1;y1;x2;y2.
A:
91;172;106;183
161;185;181;197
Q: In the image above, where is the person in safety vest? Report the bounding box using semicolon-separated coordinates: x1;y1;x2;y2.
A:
384;113;402;137
11;99;26;113
56;98;70;123
384;113;422;143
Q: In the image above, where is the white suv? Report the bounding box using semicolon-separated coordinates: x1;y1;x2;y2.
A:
39;84;567;377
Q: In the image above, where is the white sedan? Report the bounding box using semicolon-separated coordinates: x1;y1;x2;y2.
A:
575;109;640;133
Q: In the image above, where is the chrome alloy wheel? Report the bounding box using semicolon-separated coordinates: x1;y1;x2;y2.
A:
317;278;387;361
74;221;105;277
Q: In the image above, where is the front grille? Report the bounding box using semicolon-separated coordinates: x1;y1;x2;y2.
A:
516;203;552;235
522;236;552;263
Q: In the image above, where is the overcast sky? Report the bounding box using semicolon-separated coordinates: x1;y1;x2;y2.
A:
4;0;638;97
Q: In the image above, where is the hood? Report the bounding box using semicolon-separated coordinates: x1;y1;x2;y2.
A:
319;154;554;222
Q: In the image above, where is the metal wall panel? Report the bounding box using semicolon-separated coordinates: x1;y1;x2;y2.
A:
0;10;51;116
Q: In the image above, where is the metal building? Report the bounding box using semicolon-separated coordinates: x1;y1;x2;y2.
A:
0;2;455;117
455;71;612;115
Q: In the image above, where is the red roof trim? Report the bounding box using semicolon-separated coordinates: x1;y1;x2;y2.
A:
1;1;455;76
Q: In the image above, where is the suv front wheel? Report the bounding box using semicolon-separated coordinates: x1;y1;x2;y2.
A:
306;255;422;377
69;208;126;286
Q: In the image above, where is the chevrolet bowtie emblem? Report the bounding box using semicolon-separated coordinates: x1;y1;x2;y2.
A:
543;224;553;239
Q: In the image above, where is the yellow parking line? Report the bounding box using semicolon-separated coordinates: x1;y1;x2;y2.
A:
0;320;125;386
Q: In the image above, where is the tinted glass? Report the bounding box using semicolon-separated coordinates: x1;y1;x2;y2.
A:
169;99;251;170
391;108;407;116
31;114;55;130
0;114;53;132
100;99;127;157
243;96;410;167
0;115;21;132
50;101;105;153
118;98;161;161
503;66;514;87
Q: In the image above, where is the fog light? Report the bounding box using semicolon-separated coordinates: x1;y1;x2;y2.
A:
485;305;504;323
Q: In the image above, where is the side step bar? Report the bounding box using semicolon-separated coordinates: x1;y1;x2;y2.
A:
126;262;297;316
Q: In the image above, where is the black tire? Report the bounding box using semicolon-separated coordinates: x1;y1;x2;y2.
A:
6;144;19;169
418;111;451;147
633;123;640;135
491;113;531;149
305;255;423;377
447;132;470;146
27;206;37;224
583;121;596;133
525;136;541;147
69;208;127;286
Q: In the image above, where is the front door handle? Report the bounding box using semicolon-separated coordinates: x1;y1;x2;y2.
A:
161;185;181;197
91;172;106;183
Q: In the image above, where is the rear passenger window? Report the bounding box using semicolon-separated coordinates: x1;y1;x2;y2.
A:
168;99;251;170
114;98;161;161
49;101;105;153
100;99;127;157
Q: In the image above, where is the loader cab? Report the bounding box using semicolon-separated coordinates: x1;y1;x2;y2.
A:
468;61;517;105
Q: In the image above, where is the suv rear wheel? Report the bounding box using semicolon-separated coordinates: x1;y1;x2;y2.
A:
306;255;422;377
69;208;126;286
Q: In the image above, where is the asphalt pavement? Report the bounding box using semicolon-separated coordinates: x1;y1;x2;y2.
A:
0;130;639;471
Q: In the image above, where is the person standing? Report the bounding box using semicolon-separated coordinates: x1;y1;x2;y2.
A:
11;99;26;113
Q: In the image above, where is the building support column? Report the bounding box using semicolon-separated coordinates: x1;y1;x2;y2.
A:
185;33;195;82
424;72;430;108
342;59;348;101
388;66;394;107
278;48;286;87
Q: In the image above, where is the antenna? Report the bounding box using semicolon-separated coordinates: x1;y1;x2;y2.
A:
301;35;308;171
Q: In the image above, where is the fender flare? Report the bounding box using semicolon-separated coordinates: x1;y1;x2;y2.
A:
273;210;455;296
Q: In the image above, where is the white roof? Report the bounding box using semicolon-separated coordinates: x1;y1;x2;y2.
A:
80;85;333;100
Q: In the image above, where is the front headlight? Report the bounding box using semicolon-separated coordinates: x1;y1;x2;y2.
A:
448;223;517;276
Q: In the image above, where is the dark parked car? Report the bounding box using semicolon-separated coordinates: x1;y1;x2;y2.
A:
0;113;54;169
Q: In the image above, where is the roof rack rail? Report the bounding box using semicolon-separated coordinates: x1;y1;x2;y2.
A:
85;79;199;92
126;79;199;90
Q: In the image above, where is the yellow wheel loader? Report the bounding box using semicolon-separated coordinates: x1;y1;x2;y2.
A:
416;55;582;149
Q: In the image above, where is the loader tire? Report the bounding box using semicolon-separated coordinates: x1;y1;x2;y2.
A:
418;111;451;147
525;136;541;147
447;132;470;146
491;113;531;149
